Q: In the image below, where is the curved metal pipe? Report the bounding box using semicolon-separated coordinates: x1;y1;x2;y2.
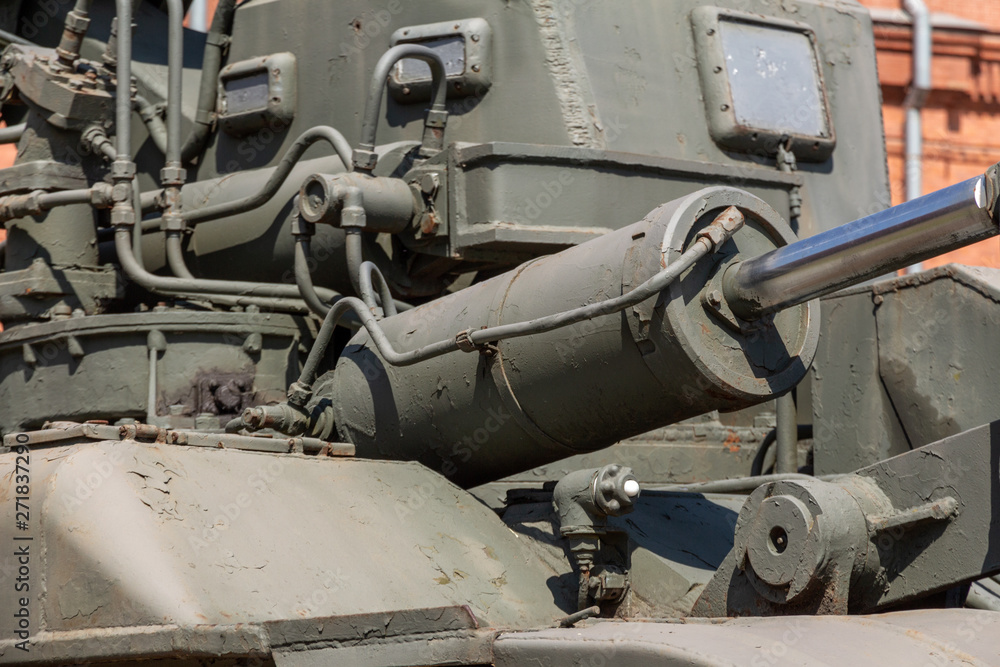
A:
356;43;448;168
158;0;191;283
0;123;26;144
462;229;718;348
296;213;732;388
183;126;353;225
293;237;335;317
114;227;342;304
114;228;325;311
751;424;813;477
295;232;409;318
345;227;364;295
165;231;194;279
359;260;397;318
133;95;167;154
181;0;237;163
0;28;35;47
297;296;460;389
106;0;317;313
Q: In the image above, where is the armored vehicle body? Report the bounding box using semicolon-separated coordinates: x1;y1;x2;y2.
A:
0;0;999;664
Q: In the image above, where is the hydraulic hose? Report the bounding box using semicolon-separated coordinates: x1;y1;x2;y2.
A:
0;28;34;47
0;187;103;223
181;0;237;164
182;126;353;226
295;209;737;388
107;0;338;312
165;230;194;279
133;95;167;154
751;424;813;477
294;235;408;318
293;237;336;317
0;123;26;144
359;260;397;317
345;227;364;295
114;228;319;311
297;295;459;387
461;228;717;348
355;43;448;169
114;226;343;305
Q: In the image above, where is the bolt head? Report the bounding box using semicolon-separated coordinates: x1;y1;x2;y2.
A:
418;173;440;194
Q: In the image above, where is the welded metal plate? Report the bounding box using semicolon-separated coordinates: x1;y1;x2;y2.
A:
494;611;1000;666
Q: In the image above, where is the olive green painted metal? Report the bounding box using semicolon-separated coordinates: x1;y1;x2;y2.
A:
1;0;1000;663
325;187;817;486
812;265;1000;474
694;421;1000;617
0;309;309;432
0;436;565;640
491;611;1000;666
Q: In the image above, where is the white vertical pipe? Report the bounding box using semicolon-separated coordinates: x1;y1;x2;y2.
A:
903;0;931;273
188;0;207;32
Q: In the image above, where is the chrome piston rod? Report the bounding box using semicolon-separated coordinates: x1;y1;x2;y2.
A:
725;168;1000;320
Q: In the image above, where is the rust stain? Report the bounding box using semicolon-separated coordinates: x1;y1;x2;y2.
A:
723;429;741;453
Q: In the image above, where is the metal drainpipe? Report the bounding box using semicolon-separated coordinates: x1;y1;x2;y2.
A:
903;0;931;274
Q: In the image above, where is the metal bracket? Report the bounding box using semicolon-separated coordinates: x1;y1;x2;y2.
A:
701;257;773;337
455;328;495;355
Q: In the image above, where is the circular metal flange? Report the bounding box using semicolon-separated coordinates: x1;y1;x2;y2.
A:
734;481;826;603
733;478;868;605
624;187;820;406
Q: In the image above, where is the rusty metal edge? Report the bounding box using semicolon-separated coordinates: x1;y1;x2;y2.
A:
0;606;486;664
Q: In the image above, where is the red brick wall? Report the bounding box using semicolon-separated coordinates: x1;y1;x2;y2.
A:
0;126;13;278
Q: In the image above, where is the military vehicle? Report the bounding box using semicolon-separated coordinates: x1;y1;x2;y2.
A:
0;0;999;663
